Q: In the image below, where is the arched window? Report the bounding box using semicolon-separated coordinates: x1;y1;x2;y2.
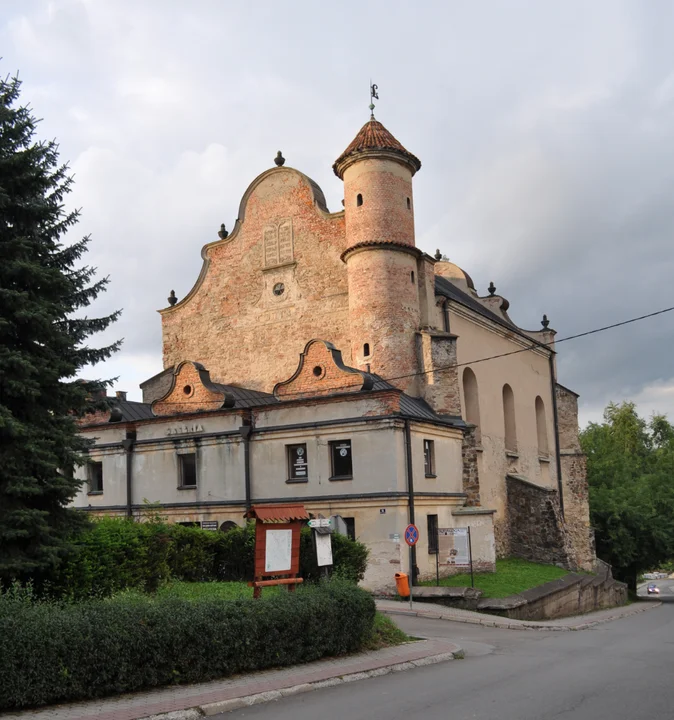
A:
363;343;370;357
410;270;415;283
535;396;548;456
502;384;517;453
356;193;363;207
462;368;481;443
407;197;411;210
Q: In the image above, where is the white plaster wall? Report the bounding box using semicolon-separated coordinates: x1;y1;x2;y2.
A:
409;424;464;495
251;419;406;499
253;396;397;428
450;309;557;522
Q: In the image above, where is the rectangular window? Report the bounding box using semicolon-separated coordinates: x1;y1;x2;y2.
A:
287;443;308;482
178;453;197;488
88;461;103;494
329;440;353;479
424;439;436;477
427;514;439;554
343;517;356;541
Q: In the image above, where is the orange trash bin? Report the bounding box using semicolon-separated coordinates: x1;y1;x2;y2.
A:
395;572;410;598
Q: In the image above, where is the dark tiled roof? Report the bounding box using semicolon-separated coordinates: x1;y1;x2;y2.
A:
435;275;517;332
211;383;278;409
371;376;465;427
333;118;421;177
111;399;155;422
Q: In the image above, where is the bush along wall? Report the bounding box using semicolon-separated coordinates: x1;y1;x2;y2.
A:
41;519;369;599
0;580;376;711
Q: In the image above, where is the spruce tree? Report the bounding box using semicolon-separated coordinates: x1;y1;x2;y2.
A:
0;74;121;584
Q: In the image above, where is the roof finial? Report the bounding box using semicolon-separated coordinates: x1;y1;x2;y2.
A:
488;281;496;296
541;314;550;329
168;290;177;306
369;81;378;119
434;249;442;260
274;151;285;167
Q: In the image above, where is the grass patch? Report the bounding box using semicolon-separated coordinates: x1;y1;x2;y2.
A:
419;557;570;598
362;612;411;651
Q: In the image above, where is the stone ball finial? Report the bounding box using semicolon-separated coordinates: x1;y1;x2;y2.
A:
168;290;177;306
218;223;228;239
488;281;496;296
274;151;285;167
434;249;442;261
541;314;550;329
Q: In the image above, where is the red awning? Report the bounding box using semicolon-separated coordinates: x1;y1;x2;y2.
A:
244;503;310;523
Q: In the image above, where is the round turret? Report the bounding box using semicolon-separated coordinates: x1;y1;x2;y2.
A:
334;117;423;392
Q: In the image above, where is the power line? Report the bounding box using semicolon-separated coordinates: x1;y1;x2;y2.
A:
152;304;674;404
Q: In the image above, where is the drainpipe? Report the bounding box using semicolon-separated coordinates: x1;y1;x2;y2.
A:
239;424;252;510
442;298;450;333
549;353;565;519
121;429;136;519
404;419;418;585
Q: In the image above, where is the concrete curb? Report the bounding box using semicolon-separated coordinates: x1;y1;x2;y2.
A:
379;600;661;631
139;651;460;719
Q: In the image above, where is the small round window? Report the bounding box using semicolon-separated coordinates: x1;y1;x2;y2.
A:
313;365;324;378
273;282;285;296
183;384;193;396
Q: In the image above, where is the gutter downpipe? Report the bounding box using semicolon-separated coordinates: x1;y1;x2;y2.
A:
239;424;252;510
121;429;136;519
549;353;565;519
404;419;418;586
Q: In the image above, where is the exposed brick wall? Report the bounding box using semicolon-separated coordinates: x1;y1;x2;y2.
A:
161;169;349;393
461;426;481;506
152;362;229;416
345;246;421;394
343;158;415;247
274;339;372;400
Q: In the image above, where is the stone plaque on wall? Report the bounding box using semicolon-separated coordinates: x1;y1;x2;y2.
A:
278;218;293;263
263;218;293;268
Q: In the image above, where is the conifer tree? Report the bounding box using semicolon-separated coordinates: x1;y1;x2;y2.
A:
0;74;121;584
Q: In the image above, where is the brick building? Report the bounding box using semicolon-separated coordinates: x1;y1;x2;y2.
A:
75;114;595;591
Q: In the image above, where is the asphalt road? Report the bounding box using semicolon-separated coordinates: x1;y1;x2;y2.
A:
217;591;674;720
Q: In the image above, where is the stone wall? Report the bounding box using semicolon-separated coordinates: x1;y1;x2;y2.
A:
417;331;461;416
506;474;571;567
556;384;596;571
461;426;481;506
478;562;627;620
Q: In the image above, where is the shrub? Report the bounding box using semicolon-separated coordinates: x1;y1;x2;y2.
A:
42;519;369;598
0;580;375;711
299;527;369;583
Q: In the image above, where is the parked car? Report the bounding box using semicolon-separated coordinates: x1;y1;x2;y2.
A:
647;583;660;595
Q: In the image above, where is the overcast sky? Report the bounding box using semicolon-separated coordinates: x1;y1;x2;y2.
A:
2;0;674;426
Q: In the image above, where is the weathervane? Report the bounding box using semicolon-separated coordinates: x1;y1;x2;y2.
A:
369;81;379;118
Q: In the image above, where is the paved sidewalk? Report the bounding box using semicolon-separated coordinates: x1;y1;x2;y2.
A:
0;638;460;720
376;598;661;630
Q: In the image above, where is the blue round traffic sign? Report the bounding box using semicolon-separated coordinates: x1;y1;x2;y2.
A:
404;524;419;546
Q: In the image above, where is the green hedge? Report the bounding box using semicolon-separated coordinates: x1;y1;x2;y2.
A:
43;519;369;599
0;581;375;711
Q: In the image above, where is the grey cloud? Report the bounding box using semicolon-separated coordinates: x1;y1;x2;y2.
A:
2;0;673;420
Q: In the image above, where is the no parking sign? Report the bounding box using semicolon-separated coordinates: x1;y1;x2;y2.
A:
404;524;419;547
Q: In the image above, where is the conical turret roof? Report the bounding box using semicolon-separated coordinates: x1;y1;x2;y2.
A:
333;117;421;178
